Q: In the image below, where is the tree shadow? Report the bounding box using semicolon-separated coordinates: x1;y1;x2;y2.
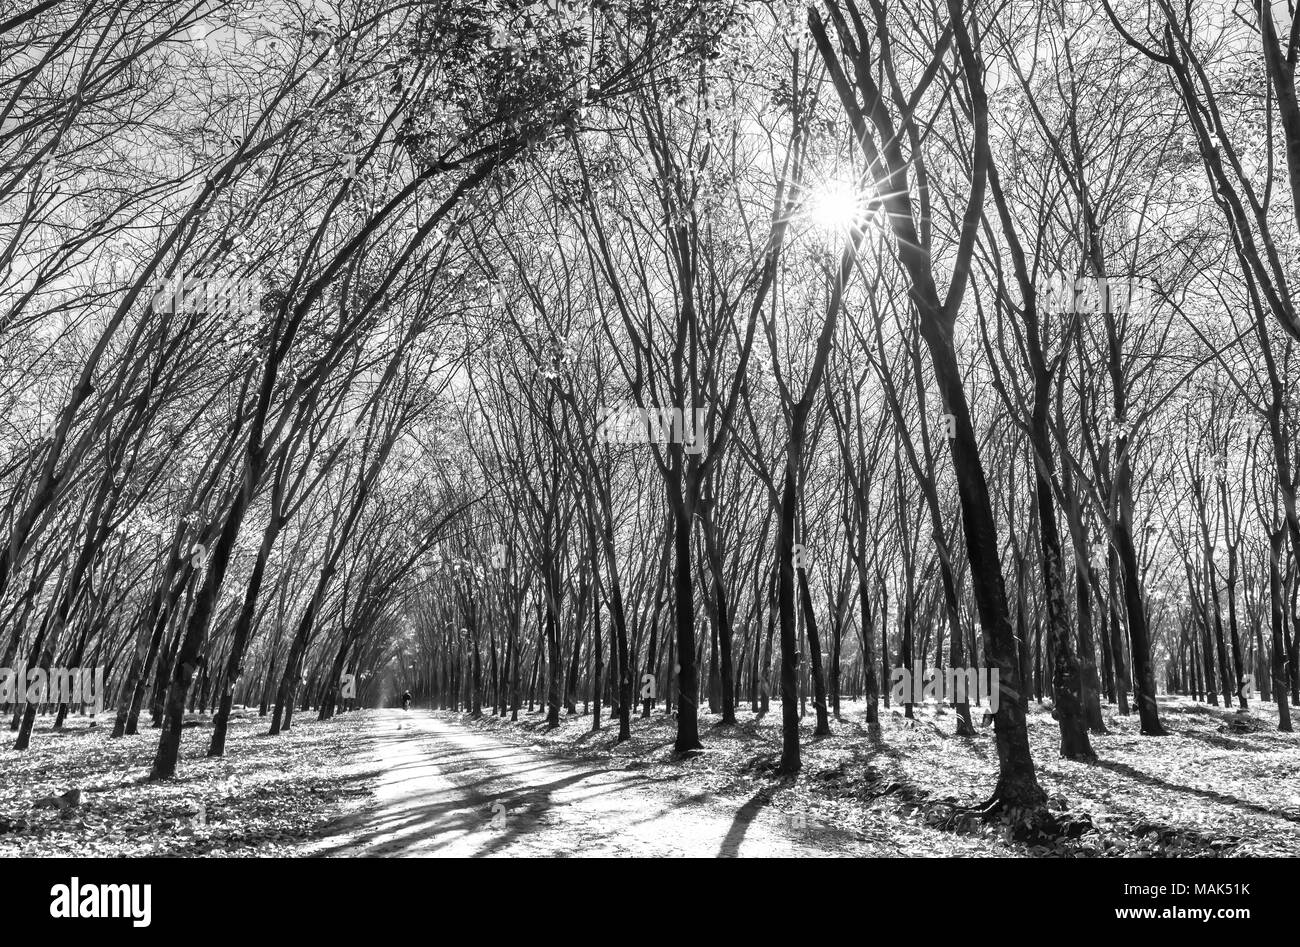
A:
717;790;770;857
1092;758;1300;825
312;765;629;856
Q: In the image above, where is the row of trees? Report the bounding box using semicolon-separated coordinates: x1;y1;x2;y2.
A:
398;0;1300;820
3;0;1299;825
0;0;710;777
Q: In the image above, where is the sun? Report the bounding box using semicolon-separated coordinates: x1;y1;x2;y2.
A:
805;177;868;235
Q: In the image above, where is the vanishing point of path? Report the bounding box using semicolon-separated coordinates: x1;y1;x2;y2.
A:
308;710;885;857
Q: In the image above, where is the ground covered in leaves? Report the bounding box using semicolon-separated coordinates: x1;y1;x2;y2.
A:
0;708;378;856
5;698;1294;857
444;695;1300;857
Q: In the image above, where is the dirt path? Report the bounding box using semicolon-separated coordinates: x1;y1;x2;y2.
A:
308;710;889;857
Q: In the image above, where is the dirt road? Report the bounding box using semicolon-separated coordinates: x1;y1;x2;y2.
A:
309;710;885;857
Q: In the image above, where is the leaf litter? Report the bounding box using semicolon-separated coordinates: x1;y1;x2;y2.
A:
442;695;1300;857
0;708;378;857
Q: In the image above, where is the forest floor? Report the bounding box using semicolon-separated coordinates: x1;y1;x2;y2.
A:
2;696;1296;857
0;707;379;856
415;694;1300;857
